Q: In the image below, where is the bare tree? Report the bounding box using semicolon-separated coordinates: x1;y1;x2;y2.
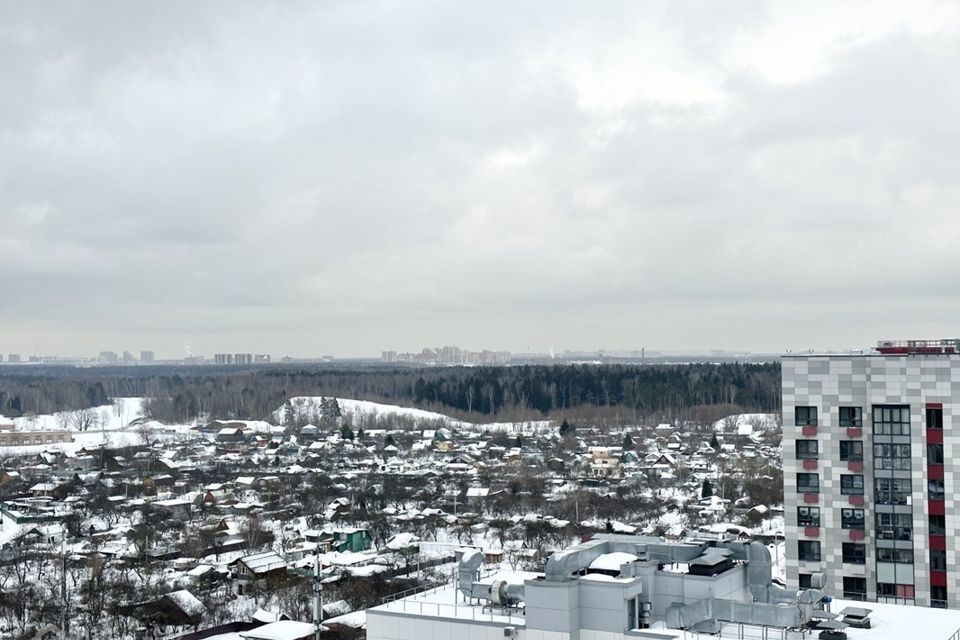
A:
70;408;100;432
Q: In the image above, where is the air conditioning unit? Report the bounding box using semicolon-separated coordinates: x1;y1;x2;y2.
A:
503;626;517;637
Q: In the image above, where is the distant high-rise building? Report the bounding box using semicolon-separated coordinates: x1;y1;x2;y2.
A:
254;354;271;363
7;354;20;363
140;350;155;363
234;353;253;365
214;354;233;365
99;350;118;364
122;350;136;363
381;351;398;363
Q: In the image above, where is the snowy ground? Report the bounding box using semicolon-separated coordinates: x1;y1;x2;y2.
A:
712;413;779;436
0;397;191;455
276;395;555;432
275;396;469;428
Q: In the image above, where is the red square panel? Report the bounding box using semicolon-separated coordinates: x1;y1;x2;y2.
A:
930;535;947;551
848;495;864;506
802;459;818;470
932;571;948;587
804;527;820;538
929;465;944;480
849;529;865;541
804;493;819;504
848;461;864;472
930;500;945;516
802;426;818;437
927;402;943;409
846;427;863;438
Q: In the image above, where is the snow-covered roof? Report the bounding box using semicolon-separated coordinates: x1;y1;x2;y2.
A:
163;589;206;617
588;551;639;572
240;621;321;640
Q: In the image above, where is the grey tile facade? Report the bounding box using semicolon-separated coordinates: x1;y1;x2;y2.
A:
783;353;956;609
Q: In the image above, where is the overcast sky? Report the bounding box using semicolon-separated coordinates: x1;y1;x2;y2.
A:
3;1;960;358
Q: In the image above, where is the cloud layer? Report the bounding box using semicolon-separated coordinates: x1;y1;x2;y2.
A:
3;1;960;357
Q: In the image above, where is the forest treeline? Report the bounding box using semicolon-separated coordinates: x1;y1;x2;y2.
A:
0;362;780;425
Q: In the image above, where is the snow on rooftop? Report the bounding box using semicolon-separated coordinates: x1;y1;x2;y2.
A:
588;551;639;572
240;621;321;640
164;589;206;617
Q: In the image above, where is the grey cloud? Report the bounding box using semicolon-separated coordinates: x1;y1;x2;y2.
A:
2;1;959;356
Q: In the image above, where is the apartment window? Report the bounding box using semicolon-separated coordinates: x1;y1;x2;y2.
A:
840;407;863;427
798;540;821;562
929;479;945;500
796;406;818;426
840;474;864;495
839;441;863;461
877;548;914;563
798;506;820;527
930;514;946;535
796;440;819;460
931;549;947;571
873;405;910;436
797;473;820;493
843;576;867;600
878;583;914;599
927;443;944;464
841;508;865;529
876;478;911;505
874;443;912;471
877;513;912;541
842;543;866;565
932;586;948;608
926;407;943;430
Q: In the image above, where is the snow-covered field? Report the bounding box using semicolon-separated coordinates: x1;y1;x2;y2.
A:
712;413;779;436
0;397;189;455
275;396;468;428
276;395;557;433
6;397;147;432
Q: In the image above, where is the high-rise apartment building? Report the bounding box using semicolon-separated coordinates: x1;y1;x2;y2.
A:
783;339;959;609
140;350;155;363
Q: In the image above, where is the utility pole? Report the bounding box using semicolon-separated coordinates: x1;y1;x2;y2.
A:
61;535;67;639
313;545;323;640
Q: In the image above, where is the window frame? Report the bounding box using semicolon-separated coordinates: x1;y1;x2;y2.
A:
839;407;863;427
796;439;819;460
842;543;866;565
795;406;818;427
840;474;864;495
797;506;820;527
839;440;864;462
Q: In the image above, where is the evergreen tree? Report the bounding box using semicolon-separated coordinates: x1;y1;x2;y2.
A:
514;435;522;448
701;478;713;499
340;424;355;441
559;419;575;437
357;427;365;441
709;433;720;450
622;433;634;450
385;433;396;447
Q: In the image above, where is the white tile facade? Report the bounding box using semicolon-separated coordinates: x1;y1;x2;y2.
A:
783;353;957;608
